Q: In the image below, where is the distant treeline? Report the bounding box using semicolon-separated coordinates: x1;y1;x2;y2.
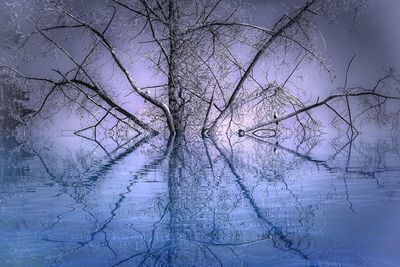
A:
0;71;32;133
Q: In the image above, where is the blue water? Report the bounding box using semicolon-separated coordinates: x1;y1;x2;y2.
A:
1;133;399;266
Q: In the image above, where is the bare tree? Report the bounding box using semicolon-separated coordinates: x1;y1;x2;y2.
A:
2;0;400;140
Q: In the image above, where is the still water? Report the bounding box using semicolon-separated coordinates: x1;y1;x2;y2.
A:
1;132;399;266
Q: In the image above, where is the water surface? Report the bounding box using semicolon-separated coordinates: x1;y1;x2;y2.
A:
1;132;399;266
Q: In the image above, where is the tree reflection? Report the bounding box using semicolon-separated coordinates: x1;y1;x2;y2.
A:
108;135;334;265
2;131;400;266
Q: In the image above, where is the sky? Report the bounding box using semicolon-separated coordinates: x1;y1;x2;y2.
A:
1;0;400;133
245;0;400;92
2;0;400;88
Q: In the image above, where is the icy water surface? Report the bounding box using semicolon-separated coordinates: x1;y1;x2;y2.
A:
1;133;400;266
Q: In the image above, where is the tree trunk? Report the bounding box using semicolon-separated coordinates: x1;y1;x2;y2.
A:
168;0;185;136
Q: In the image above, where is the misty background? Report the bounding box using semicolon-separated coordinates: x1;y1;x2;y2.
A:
1;0;400;135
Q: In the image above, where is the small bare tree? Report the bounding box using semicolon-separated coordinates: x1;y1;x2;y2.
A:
0;68;33;133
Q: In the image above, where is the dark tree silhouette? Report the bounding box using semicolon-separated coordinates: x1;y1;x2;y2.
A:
0;69;33;133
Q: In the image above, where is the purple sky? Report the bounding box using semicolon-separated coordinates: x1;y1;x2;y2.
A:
2;0;399;91
1;0;399;133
